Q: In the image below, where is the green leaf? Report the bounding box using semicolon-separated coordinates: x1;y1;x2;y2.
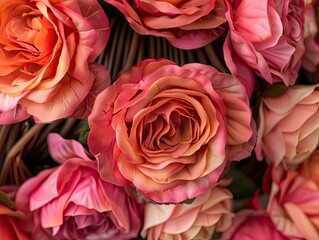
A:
259;193;269;209
78;121;90;144
0;191;15;209
225;168;257;199
136;190;196;205
179;197;196;204
262;84;288;98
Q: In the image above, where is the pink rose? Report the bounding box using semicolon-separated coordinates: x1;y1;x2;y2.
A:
104;0;227;49
88;59;255;203
302;2;319;73
267;170;319;240
0;0;110;123
141;186;233;240
223;0;305;88
221;210;289;240
15;134;143;240
0;186;29;240
255;84;319;168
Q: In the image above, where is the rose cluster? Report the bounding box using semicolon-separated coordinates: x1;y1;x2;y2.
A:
0;0;318;239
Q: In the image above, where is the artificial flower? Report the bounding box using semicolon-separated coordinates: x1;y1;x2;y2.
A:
104;0;227;49
223;0;305;91
15;134;143;240
255;84;319;168
141;186;233;240
221;210;289;240
0;0;110;123
302;0;319;74
267;169;319;240
88;58;255;203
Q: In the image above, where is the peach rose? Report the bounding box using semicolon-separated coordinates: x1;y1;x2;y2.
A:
223;0;305;88
15;134;143;240
221;210;290;240
104;0;227;49
255;84;319;168
267;170;319;240
0;0;110;123
88;59;255;203
141;186;233;240
0;186;29;240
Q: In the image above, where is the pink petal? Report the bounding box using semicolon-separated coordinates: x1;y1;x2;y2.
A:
142;204;175;231
223;35;255;96
47;133;93;164
233;0;272;43
0;92;28;111
68;176;111;213
76;0;110;61
15;168;55;212
21;72;94;123
0;104;30;125
71;63;111;119
285;202;319;240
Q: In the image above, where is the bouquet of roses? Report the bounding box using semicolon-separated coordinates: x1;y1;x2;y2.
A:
0;0;318;239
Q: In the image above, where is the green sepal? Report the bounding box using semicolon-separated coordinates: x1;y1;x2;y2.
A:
0;191;15;209
262;84;288;98
136;190;196;205
79;120;90;145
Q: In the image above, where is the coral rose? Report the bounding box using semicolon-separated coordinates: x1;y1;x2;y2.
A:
15;134;143;240
104;0;227;49
88;59;255;203
0;0;110;123
267;170;319;240
255;84;319;168
221;210;289;240
141;186;233;240
223;0;305;88
0;186;29;240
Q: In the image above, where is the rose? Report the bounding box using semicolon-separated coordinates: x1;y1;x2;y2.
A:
302;1;319;74
255;84;319;168
223;0;305;90
141;186;233;240
221;210;289;240
267;169;319;240
0;185;29;240
88;59;255;203
15;134;143;240
104;0;227;49
0;0;110;123
278;0;305;43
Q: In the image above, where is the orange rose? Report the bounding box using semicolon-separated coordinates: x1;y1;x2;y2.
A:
88;59;255;203
0;0;110;123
